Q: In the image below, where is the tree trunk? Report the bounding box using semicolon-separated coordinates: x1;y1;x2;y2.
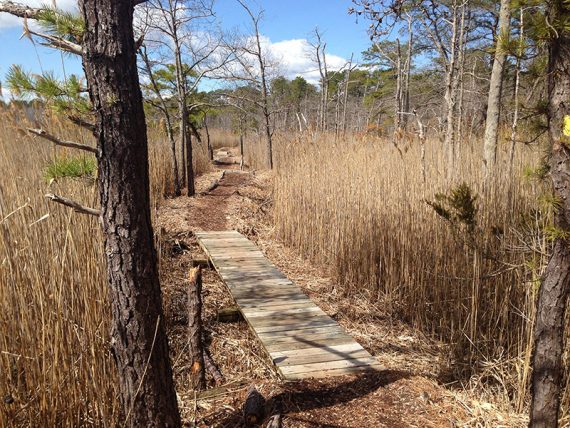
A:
188;267;205;391
444;0;460;178
482;0;511;182
204;118;213;161
186;132;195;196
240;134;244;170
140;47;180;197
530;2;570;426
80;1;181;426
508;7;524;177
395;38;402;134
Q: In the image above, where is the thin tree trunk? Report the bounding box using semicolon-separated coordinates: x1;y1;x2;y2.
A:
80;1;181;426
240;134;244;170
204;117;213;161
140;48;180;196
395;38;402;134
402;16;413;130
180;131;186;184
482;0;511;182
186;132;195;196
455;4;468;151
508;7;524;177
341;54;353;135
530;1;570;425
444;0;460;178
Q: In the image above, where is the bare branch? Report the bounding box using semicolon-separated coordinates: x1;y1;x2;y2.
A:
28;128;97;154
68;115;97;133
0;1;43;19
45;193;100;217
28;29;83;55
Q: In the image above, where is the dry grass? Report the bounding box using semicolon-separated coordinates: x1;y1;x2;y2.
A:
0;104;208;426
265;131;569;421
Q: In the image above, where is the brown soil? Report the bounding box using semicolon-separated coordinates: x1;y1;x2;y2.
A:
157;148;527;428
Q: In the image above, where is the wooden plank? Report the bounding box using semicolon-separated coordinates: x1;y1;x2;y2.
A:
269;343;365;359
236;298;315;312
196;230;379;381
279;356;379;376
261;332;355;346
256;325;345;338
266;336;356;352
235;296;313;307
248;314;334;328
255;320;340;340
284;364;383;380
243;306;324;318
273;349;372;366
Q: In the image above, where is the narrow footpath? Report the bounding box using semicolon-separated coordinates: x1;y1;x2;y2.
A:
156;148;527;428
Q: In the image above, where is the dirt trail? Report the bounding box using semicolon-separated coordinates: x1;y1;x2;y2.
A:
157;148;527;428
159;149;249;233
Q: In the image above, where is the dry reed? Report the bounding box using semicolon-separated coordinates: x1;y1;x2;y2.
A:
0;104;207;426
268;131;568;420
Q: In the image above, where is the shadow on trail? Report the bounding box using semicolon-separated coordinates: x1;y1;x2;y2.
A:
204;369;411;427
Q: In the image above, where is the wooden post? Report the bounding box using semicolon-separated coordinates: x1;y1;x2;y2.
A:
188;267;206;390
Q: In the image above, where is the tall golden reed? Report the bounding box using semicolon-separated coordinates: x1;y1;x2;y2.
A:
269;132;567;417
0;104;208;426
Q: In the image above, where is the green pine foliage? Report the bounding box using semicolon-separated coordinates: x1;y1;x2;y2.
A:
44;155;96;182
426;183;479;232
36;4;84;43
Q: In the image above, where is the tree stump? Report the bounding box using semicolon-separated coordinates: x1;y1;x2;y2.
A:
188;267;206;390
243;384;265;427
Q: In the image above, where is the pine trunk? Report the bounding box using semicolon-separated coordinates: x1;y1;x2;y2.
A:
530;1;570;426
80;1;181;426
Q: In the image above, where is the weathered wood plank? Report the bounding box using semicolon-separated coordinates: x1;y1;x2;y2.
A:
284;364;383;380
195;230;379;381
279;356;379;376
266;336;356;352
273;349;372;367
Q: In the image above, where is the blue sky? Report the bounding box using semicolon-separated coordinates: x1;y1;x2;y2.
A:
0;0;373;98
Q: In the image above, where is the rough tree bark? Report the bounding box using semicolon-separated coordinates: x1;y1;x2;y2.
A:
80;1;181;426
530;1;570;426
482;0;511;182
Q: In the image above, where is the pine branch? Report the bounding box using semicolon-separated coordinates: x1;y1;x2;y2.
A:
0;1;44;19
45;193;100;217
27;128;97;154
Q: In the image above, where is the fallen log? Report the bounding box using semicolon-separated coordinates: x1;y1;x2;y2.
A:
188;267;206;390
203;350;224;385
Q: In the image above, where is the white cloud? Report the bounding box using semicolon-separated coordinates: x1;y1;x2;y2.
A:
267;38;347;84
0;0;78;30
0;85;13;102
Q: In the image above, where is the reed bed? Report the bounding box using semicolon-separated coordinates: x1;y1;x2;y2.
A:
270;132;568;418
0;105;205;426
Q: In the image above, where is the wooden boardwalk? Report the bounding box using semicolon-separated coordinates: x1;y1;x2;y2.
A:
195;230;381;380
